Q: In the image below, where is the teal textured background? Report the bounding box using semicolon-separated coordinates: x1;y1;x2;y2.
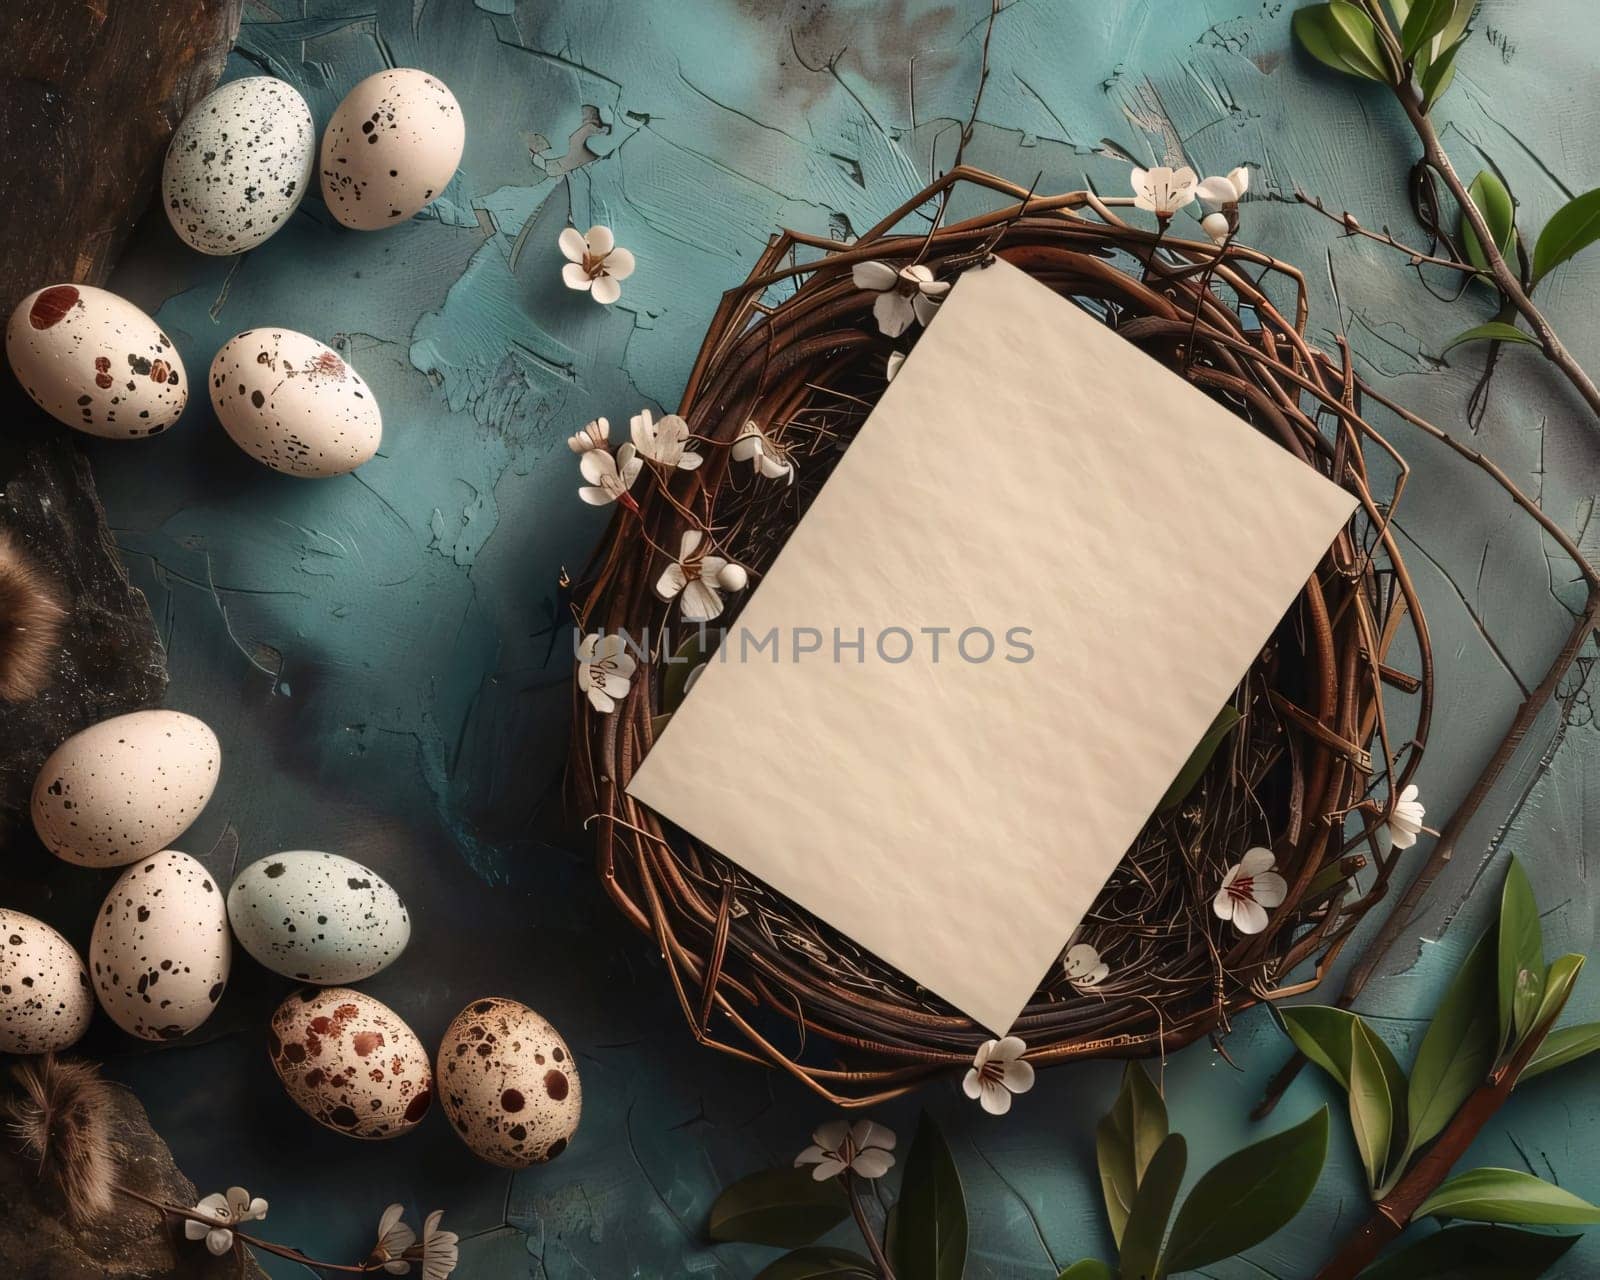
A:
62;0;1600;1275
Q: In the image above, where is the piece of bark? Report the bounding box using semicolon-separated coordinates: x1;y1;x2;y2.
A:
0;0;243;831
0;1079;270;1280
1;0;245;291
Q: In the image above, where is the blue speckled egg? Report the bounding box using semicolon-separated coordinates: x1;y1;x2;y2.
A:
227;851;410;984
163;77;315;255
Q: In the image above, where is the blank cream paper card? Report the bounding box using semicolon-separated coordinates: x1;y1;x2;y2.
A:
628;257;1357;1034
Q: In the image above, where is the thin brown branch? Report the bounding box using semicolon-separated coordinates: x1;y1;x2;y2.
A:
1295;189;1479;273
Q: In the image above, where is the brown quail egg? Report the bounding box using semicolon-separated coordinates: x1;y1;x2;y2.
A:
437;996;580;1167
269;988;431;1139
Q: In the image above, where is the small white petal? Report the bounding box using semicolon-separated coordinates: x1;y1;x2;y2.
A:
971;1039;997;1070
1252;871;1289;909
961;1068;982;1099
852;260;898;292
717;563;748;591
1213;889;1237;921
1400;784;1419;804
809;1157;847;1181
586;224;615;256
1196;176;1236;205
591;274;622;305
1232;898;1269;934
814;1120;850;1150
206;1229;234;1256
851;1149;895;1179
794;1144;827;1166
886;351;905;381
558;227;588;263
605;246;636;280
851;1119;896;1152
979;1081;1013;1116
873;290;915;337
1228;166;1250;195
1201;212;1230;244
1239;847;1277;876
999;1058;1035;1095
562;261;594;291
678;529;704;558
918;278;951;297
185;1220;209;1241
681;578;724;621
912;291;942;327
656;563;688;600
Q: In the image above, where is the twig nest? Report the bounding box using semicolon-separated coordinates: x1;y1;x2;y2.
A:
437;997;581;1167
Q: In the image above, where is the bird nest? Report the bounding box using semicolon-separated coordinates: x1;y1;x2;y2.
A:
571;169;1433;1106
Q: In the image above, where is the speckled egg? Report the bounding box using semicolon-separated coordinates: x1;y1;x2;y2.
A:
5;285;187;439
31;709;220;868
209;328;381;476
228;850;410;984
91;851;231;1040
320;68;463;230
0;910;95;1054
437;997;580;1167
163;76;315;255
270;988;432;1139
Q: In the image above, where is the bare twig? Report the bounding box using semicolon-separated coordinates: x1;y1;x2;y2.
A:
1295;189;1478;274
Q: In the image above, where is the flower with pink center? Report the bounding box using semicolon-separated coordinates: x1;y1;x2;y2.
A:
962;1035;1035;1115
1212;846;1289;935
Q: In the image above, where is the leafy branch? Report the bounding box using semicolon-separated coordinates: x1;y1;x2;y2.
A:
1278;856;1600;1278
1292;0;1600;420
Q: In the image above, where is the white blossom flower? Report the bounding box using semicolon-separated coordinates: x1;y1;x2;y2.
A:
1064;942;1109;990
1200;212;1231;245
576;632;637;713
184;1187;267;1257
731;421;795;483
1196;166;1250;208
794;1118;897;1181
852;260;950;338
368;1203;417;1275
567;417;610;454
416;1210;460;1280
577;442;642;508
886;351;905;382
1377;783;1426;854
1213;847;1289;935
655;529;747;622
963;1036;1035;1115
559;224;635;304
630;409;703;471
1131;165;1199;220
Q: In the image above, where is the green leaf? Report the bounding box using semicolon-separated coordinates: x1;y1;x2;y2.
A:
707;1167;849;1247
1097;1063;1170;1246
1521;1021;1600;1082
1461;170;1516;276
1059;1264;1116;1280
1356;1223;1579;1280
1437;0;1477;49
1118;1134;1185;1280
891;1111;968;1280
1442;321;1540;354
1161;1108;1330;1274
1497;858;1545;1053
1402;0;1456;59
1418;1168;1600;1225
1349;1019;1407;1193
662;627;717;711
1293;3;1395;82
1406;928;1498;1157
1533;188;1600;283
1159;706;1241;810
1420;35;1465;110
1278;1004;1361;1090
754;1248;877;1280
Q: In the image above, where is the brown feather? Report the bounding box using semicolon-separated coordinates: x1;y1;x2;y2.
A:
7;1055;118;1222
0;530;67;702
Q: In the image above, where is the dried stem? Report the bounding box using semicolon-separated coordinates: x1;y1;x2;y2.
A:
1295;190;1478;274
845;1172;898;1280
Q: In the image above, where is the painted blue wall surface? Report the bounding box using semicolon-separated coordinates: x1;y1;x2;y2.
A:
71;0;1600;1275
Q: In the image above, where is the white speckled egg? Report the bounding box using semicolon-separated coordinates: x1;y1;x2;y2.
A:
5;285;187;439
91;850;231;1041
209;328;381;476
32;709;220;868
0;910;95;1054
437;997;580;1167
319;68;463;230
270;988;432;1139
163;77;315;255
227;850;410;984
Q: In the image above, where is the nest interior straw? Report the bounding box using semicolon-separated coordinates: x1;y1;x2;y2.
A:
571;168;1432;1107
